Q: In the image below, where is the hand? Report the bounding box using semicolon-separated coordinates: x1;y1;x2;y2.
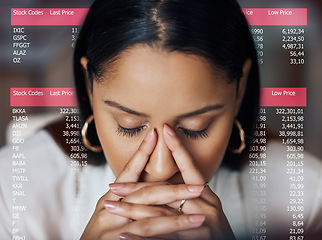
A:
80;129;207;240
105;125;236;240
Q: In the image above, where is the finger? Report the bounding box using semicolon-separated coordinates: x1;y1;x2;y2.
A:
83;206;128;237
109;181;169;197
100;129;157;202
163;124;206;185
120;232;180;240
119;233;143;240
166;188;224;216
167;197;216;215
124;214;205;237
103;200;177;220
176;225;212;240
115;129;157;183
121;184;204;205
119;232;167;240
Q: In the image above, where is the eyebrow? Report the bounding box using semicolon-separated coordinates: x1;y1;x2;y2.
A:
177;104;224;118
104;100;224;118
104;100;149;117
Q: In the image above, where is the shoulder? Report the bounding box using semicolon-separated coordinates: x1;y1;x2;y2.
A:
0;129;74;239
0;129;71;185
0;129;116;239
0;128;68;161
0;129;71;181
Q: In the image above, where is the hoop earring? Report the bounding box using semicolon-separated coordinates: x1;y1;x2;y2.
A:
81;115;102;152
228;119;246;154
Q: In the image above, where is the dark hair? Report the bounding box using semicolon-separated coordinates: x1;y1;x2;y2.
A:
74;0;259;169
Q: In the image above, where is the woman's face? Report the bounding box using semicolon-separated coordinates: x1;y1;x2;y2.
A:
85;45;248;183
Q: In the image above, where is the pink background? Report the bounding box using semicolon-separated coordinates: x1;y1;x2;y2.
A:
10;88;78;107
11;8;307;26
259;88;307;107
10;87;306;107
11;8;89;26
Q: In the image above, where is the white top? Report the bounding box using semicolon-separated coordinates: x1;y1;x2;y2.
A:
0;130;321;239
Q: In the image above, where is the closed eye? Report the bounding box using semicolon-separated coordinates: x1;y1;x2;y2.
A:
116;125;146;138
179;127;209;140
116;125;209;140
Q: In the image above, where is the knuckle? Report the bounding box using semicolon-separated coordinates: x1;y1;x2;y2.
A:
173;185;181;195
96;210;108;227
217;197;223;209
208;207;221;222
127;182;138;190
122;202;133;215
180;161;194;175
138;219;152;236
123;161;133;173
122;162;140;179
133;187;150;203
212;194;223;210
199;199;221;219
173;215;187;229
156;207;169;217
96;194;107;209
137;141;150;157
207;203;219;215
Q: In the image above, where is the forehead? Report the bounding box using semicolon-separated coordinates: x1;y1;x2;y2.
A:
94;45;236;117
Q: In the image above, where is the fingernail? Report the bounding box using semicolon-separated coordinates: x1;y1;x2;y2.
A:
189;214;206;224
163;124;174;136
144;129;155;142
104;201;119;212
163;125;175;150
119;233;133;240
187;185;204;193
109;183;122;191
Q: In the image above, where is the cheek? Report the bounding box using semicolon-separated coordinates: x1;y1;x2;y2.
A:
92;101;142;177
183;116;234;181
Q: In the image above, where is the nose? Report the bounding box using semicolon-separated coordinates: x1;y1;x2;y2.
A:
144;127;179;181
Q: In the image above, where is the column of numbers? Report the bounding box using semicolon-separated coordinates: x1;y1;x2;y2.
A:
281;28;305;65
71;27;79;48
60;107;87;239
250;108;267;240
276;108;305;240
251;28;264;65
60;107;88;171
